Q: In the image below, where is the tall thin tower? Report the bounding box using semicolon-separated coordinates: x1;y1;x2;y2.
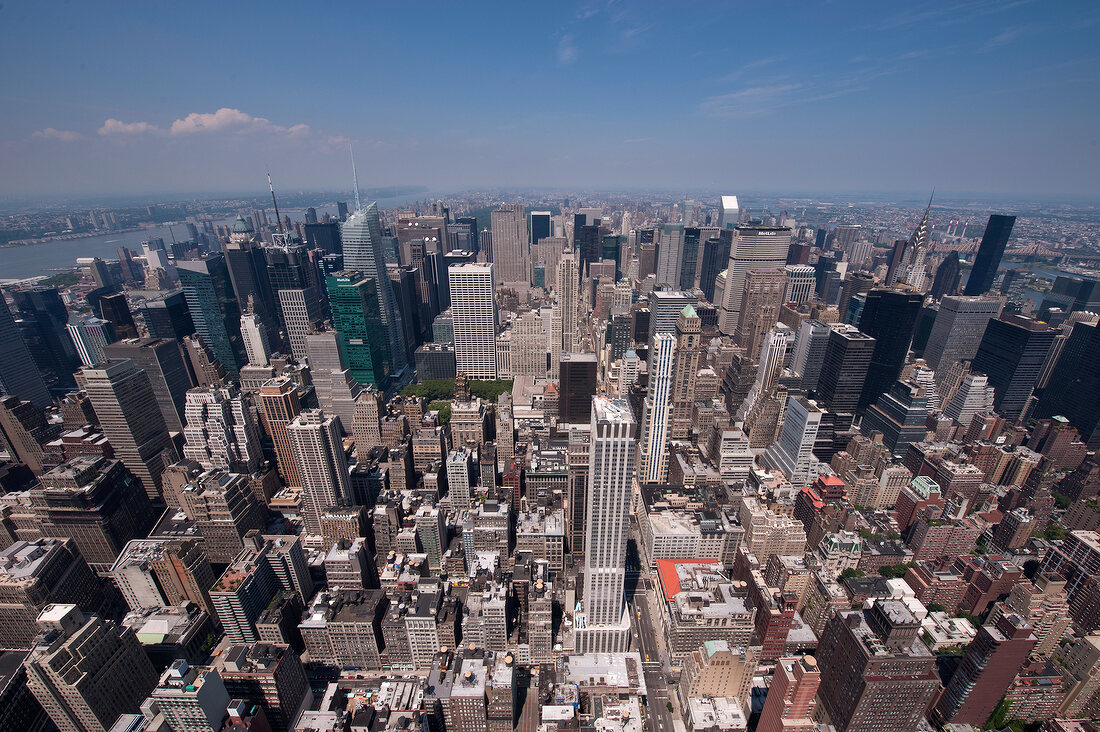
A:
638;333;676;483
288;409;351;535
579;396;635;653
557;248;579;353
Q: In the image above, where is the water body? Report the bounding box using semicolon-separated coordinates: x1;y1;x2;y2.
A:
0;192;446;281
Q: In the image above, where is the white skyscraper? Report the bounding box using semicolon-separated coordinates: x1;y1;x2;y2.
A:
490;204;529;283
240;312;271;366
181;386;264;472
943;373;996;425
557;250;579;353
449;263;499;379
277;288;321;361
66;315;114;367
446;447;473;510
305;330;361;431
783;264;817;305
719;225;793;335
512;309;547;377
578;396;635;653
638;333;676;483
288;409;351;535
718;195;740;230
763;397;823;486
341;202;407;372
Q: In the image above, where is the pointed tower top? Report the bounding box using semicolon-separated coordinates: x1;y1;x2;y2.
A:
350;144;362;212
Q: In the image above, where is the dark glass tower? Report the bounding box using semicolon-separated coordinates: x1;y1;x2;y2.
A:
575;225;601;266
699;232;732;304
1036;319;1100;447
857;289;925;410
816;326;876;414
141;291;194;341
10;286;80;390
529;211;551;244
973;314;1056;421
97;292;138;339
929;251;961;300
559;353;597;423
0;295;51;408
963;214;1015;296
176;255;246;379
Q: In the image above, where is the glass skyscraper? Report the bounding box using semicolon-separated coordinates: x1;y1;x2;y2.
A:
327;272;390;388
176;255;246;378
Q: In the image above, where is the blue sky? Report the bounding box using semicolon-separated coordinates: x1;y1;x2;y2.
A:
1;0;1098;198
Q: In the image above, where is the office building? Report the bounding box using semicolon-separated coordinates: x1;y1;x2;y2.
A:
856;289;924;410
1036;318;1100;446
0;296;51;409
288;410;351;536
923;295;1003;372
816;326;875;414
105;338;194;434
972;314;1056;421
670;305;702;438
217;643;311;732
79;360;178;498
143;660;230;732
649;289;698;343
141;290;194;342
256;378;301;488
0;396;52;473
718;195;740;229
656;223;685;287
964;214;1016;296
783;264;816;305
275;287;321;362
66;316;114;368
735;268;786;359
934;613;1036;724
756;655;820;732
815;601;940;732
719;225;792;335
96;292;137;340
838;272;875;324
327;272;391;388
341;203;407;374
859;379;933;456
529;210;551;244
557;250;579;353
638;333;675;484
181;387;263;473
577;397;635;653
109;538;215;614
177;255;246;378
449;263;498;379
559;352;597;424
490;204;528;283
23;604;158;732
762;397;823;487
930;251;961;300
239;311;270;367
305;330;360;431
0;539;105;650
10;286;80;391
790;320;831;391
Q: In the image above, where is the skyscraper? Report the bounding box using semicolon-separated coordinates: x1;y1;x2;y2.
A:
1036;318;1100;447
181;386;264;473
929;251;962;300
449;263;498;379
923;295;1003;372
257;378;302;490
578;397;635;653
964;214;1016;297
757;656;821;732
240;312;271;366
490;204;528;283
973;314;1056;421
288;410;352;535
177;255;247;378
327;273;391;388
341;203;407;373
0;295;51;408
735;268;787;359
305;330;360;431
856;289;925;410
277;288;322;361
837;272;875;323
933;612;1036;725
680;227;701;290
65;315;115;367
529;210;551;245
719;225;792;335
80;360;178;499
718;195;740;229
557;250;579;353
24;604;158;732
816;326;875;414
638;333;675;484
762;397;823;487
559;352;597;424
105;337;195;434
782;264;816;305
655;223;685;288
699;234;732;303
670;305;702;439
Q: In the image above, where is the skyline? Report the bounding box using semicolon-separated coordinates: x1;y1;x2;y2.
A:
2;1;1099;197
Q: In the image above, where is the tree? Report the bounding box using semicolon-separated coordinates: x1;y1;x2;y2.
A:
839;568;866;581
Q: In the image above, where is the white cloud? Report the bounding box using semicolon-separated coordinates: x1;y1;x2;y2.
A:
168;107;310;136
32;128;81;141
98;118;161;135
557;35;578;65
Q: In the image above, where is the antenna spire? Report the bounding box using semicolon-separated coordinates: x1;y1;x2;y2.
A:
350;144;362;212
267;170;285;235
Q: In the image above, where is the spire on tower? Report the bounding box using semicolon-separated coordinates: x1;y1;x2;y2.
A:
267;170;285;235
350;144;362;212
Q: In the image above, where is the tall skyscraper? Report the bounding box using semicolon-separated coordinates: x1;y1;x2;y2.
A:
176;255;247;378
257;378;302;488
341;203;407;373
490;204;528;283
1036;318;1100;448
791;320;831;392
222;220;275;337
11;287;80;391
816;326;876;414
670;305;702;439
449;263;498;379
856;289;925;410
638;333;675;484
648;289;698;344
277;287;322;361
80;360;178;499
964;214;1016;296
837;272;875;323
557;250;579;353
578;397;635;653
288;410;352;535
933;613;1036;725
655;223;685;288
105;337;195;434
923;295;1003;372
782;264;816;305
929;251;961;300
240;312;271;366
763;397;823;487
735;268;787;359
23;604;158;732
680;227;701;290
559;353;597;424
66;315;115;367
0;296;51;408
972;314;1056;420
719;225;792;335
718;195;740;229
305;331;360;431
529;210;551;245
327;273;391;388
181;386;264;473
699;233;732;303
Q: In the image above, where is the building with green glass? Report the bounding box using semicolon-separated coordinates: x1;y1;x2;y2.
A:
326;272;390;388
